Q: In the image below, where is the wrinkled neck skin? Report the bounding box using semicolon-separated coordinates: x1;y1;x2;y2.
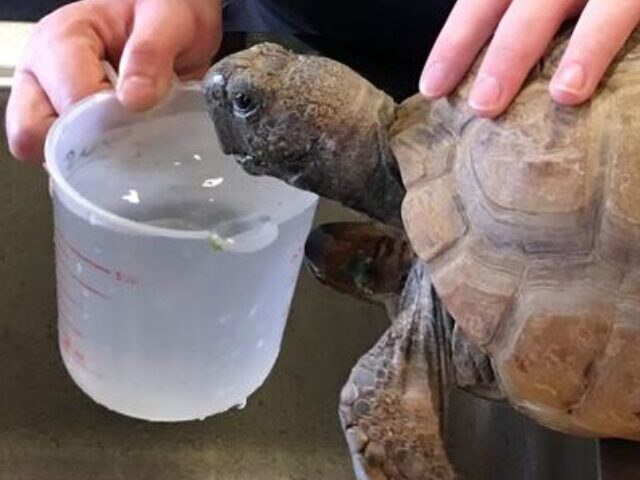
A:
292;85;406;227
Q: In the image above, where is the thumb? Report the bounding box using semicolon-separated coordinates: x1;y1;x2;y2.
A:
117;0;196;111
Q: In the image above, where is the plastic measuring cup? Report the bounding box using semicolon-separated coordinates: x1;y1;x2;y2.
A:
44;82;318;421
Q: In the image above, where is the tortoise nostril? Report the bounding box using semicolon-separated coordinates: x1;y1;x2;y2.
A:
205;71;227;102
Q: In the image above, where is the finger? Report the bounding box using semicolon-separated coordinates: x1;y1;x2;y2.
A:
117;0;214;111
467;0;583;117
5;69;57;162
26;31;112;116
420;0;511;98
550;0;640;105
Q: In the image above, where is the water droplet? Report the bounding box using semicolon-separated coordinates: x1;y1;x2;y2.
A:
208;198;215;203
210;74;225;85
256;339;265;349
173;161;181;167
202;177;224;188
122;189;140;204
193;153;202;161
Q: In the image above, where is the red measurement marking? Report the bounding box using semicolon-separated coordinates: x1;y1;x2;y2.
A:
60;332;86;367
57;279;81;307
55;228;112;275
59;311;83;338
58;298;83;338
60;316;82;338
55;242;75;265
57;297;73;316
75;276;109;299
56;268;73;291
57;295;77;317
115;270;138;285
72;348;85;364
55;229;140;286
56;258;109;299
60;332;72;352
58;290;79;312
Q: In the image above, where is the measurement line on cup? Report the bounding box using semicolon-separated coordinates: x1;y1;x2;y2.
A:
55;241;75;265
54;229;139;286
60;331;86;366
59;309;83;339
60;312;83;339
55;229;112;275
56;270;79;304
56;255;110;299
56;277;81;307
58;287;80;311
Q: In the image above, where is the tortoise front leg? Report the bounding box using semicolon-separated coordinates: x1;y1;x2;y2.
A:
338;262;457;480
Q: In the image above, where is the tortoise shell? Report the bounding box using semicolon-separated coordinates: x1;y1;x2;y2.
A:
392;28;640;439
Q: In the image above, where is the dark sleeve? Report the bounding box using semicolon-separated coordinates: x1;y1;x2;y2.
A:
0;0;72;21
225;0;456;99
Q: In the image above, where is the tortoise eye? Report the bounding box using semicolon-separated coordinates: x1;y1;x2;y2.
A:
233;92;257;116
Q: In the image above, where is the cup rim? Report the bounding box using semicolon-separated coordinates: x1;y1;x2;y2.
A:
44;83;317;241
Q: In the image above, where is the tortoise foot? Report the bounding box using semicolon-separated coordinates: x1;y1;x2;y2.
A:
304;222;414;307
339;264;457;480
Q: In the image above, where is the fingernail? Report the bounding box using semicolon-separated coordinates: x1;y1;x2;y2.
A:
469;75;502;112
420;62;448;97
118;75;159;109
551;63;586;95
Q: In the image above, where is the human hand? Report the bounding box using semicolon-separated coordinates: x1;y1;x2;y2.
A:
6;0;222;162
420;0;640;117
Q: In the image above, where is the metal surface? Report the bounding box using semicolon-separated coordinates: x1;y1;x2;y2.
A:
446;391;597;480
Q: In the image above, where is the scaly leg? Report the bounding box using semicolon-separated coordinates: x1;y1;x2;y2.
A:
339;262;457;480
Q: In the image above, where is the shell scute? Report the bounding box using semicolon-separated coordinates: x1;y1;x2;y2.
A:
401;175;467;262
599;84;640;267
430;237;524;349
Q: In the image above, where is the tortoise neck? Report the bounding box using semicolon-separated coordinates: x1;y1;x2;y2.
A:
346;142;406;227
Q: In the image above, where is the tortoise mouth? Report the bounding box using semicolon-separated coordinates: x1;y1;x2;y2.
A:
204;67;247;157
236;154;269;175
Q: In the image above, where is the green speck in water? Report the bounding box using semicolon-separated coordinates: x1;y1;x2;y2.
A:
208;236;225;252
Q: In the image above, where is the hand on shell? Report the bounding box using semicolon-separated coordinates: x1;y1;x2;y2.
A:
420;0;640;117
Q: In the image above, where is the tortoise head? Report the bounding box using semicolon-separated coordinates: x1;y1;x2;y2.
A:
204;43;400;217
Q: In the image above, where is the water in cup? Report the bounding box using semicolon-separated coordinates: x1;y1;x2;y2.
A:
46;85;317;421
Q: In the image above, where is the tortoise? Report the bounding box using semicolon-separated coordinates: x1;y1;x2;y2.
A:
203;26;640;479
